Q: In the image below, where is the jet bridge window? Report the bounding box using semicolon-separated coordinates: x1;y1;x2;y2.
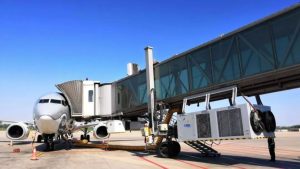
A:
39;99;49;103
88;90;93;102
50;99;62;104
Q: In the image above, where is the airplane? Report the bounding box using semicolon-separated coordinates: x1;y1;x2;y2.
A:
5;92;124;151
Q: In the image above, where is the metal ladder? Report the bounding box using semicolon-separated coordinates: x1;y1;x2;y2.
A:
184;141;220;157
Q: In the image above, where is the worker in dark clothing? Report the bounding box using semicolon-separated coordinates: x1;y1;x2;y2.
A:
268;137;276;162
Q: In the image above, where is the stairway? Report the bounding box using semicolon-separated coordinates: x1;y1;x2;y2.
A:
185;141;220;157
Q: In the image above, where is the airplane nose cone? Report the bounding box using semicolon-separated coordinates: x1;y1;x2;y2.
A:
35;115;60;134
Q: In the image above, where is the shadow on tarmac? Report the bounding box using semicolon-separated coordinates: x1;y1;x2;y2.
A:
34;141;300;169
131;151;300;169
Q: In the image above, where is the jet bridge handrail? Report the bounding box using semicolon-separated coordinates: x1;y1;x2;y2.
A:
182;86;237;114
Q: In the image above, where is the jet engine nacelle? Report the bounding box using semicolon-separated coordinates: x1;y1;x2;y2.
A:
93;122;109;139
6;122;30;140
93;120;125;139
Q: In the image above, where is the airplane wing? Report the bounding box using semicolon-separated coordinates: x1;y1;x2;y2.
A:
0;120;35;127
68;121;104;131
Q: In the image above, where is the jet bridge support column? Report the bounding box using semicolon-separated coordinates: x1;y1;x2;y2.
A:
145;46;155;134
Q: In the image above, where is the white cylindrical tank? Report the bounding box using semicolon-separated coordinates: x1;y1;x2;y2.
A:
127;63;139;76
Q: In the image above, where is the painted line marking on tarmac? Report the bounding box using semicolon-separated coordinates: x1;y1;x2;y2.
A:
138;156;168;169
174;159;208;169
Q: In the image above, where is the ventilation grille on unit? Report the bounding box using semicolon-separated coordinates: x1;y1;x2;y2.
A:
217;108;244;137
56;80;83;115
196;114;211;138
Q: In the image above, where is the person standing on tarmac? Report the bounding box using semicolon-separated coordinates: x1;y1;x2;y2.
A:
268;137;276;162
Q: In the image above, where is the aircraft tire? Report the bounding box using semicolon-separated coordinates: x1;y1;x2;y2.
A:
250;110;264;134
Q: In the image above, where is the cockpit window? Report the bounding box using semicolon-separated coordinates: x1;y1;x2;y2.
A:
39;99;49;103
50;99;62;104
62;100;67;106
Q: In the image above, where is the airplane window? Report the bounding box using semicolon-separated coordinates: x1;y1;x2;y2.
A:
39;99;49;103
50;99;62;104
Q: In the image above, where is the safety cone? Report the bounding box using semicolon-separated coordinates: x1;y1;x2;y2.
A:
31;147;38;160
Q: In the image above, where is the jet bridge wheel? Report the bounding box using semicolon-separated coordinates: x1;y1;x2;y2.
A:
250;110;265;134
262;111;276;132
157;141;181;158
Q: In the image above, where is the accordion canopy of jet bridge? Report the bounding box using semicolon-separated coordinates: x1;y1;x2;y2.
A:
115;4;300;117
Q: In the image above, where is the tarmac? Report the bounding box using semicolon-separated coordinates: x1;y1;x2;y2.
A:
0;131;299;169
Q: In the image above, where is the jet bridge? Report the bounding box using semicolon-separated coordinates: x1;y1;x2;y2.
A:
115;4;300;117
56;4;300;119
52;4;300;159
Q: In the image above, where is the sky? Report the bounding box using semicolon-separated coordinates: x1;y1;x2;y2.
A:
0;0;299;126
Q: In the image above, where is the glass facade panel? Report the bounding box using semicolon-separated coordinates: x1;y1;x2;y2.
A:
271;9;300;67
116;6;300;112
239;23;274;76
116;72;147;110
187;47;212;90
154;57;188;100
212;37;240;83
88;90;93;102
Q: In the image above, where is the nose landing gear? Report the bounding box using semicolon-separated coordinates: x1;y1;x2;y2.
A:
43;134;55;151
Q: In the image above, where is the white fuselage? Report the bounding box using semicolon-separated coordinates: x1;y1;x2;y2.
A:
33;93;70;135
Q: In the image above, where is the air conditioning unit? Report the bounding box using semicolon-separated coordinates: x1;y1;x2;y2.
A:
177;103;275;142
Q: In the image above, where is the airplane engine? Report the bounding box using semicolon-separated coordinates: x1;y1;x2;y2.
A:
6;122;30;140
93;123;109;139
93;120;125;139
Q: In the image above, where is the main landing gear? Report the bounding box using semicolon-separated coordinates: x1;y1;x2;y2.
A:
80;128;90;142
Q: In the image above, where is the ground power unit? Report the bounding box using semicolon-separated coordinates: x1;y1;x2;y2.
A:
177;103;275;142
